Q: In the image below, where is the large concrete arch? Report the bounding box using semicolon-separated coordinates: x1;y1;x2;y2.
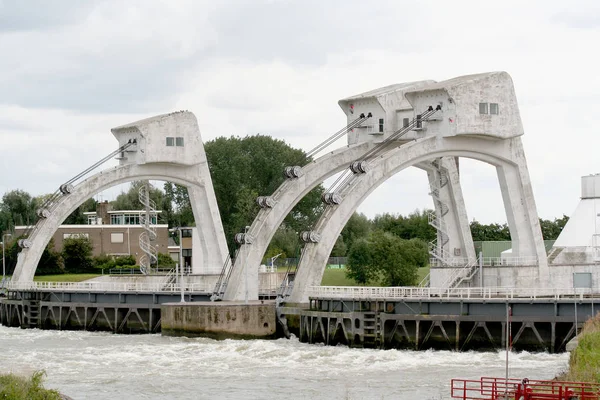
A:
13;112;228;282
227;134;546;301
287;135;547;302
289;157;475;303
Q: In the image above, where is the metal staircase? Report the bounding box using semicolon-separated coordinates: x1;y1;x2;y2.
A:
277;246;305;301
427;161;451;267
138;182;158;275
211;251;236;301
161;268;177;290
441;259;480;290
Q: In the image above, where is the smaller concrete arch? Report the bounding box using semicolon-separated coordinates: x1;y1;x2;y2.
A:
13;112;228;283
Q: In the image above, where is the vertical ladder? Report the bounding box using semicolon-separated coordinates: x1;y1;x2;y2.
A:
363;309;382;348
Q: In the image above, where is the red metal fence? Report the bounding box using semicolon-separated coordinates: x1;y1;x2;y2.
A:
451;377;600;399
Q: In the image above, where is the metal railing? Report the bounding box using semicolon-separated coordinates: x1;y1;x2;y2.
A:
7;280;213;293
479;256;538;266
308;285;600;300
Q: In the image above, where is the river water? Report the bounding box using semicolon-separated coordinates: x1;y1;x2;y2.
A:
0;326;568;400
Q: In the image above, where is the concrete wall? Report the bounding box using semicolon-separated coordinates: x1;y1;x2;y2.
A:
161;302;276;339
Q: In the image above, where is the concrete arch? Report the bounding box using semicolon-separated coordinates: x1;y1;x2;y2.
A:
287;135;547;302
289;158;472;303
225;134;546;301
12;162;228;282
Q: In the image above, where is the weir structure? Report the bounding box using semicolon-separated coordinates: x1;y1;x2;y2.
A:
11;111;229;282
222;71;547;304
3;71;598;350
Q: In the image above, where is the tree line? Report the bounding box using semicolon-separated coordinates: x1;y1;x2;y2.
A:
0;134;569;281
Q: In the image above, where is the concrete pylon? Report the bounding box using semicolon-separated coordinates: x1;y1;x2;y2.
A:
12;112;228;282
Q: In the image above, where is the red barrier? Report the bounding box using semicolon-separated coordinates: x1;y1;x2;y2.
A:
451;377;600;399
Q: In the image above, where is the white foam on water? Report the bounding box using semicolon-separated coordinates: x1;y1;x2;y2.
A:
0;326;569;400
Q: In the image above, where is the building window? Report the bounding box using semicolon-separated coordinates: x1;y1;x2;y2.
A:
479;103;488;114
378;119;384;133
490;103;499;115
110;214;124;225
63;233;89;240
182;249;192;257
181;229;192;238
175;137;184;147
111;233;124;243
403;118;409;128
166;137;175;146
123;214;140;225
87;215;97;225
416;114;422;129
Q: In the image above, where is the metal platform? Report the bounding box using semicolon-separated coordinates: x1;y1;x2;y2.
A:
279;286;600;352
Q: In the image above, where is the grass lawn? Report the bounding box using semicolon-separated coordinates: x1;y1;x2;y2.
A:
417;266;430;284
33;274;101;282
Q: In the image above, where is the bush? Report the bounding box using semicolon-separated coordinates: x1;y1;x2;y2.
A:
93;254;136;270
563;314;600;383
0;371;61;400
157;252;175;268
62;236;94;273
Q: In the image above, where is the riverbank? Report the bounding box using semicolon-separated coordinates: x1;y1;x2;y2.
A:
559;314;600;382
0;371;62;399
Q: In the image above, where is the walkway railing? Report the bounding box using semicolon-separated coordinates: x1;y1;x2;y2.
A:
6;280;283;295
308;285;600;300
7;281;213;293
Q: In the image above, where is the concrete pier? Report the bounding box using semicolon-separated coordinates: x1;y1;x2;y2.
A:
161;301;277;339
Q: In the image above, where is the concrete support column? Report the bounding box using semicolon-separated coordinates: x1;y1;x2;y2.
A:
440;157;476;263
496;138;548;282
186;174;228;275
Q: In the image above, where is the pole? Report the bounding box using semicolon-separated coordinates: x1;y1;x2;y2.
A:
478;251;483;288
505;304;511;391
2;239;5;281
244;226;249;305
2;233;10;281
181;259;185;303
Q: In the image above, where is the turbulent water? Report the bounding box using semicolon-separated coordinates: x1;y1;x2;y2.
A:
0;326;568;400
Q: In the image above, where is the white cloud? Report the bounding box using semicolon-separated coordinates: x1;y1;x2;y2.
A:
0;0;599;226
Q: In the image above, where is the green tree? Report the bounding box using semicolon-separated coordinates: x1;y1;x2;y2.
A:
163;182;194;227
469;220;511;241
62;236;94;273
539;215;569;240
345;231;427;286
266;225;300;261
330;235;347;257
157;253;176;268
340;212;372;253
345;238;375;285
111;181;166;212
36;239;64;275
368;231;421;286
2;190;38;228
372;210;436;242
63;198;97;225
204;135;324;253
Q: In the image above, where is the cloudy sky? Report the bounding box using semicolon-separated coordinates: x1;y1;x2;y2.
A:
1;0;599;224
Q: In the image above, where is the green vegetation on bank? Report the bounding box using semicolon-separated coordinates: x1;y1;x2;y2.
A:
0;371;61;400
561;314;600;383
